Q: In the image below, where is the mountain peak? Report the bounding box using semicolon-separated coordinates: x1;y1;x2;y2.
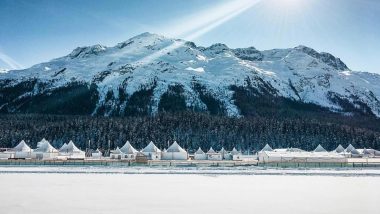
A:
68;44;107;59
0;32;378;118
294;45;348;71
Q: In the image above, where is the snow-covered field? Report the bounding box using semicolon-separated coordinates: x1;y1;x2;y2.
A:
1;166;380;214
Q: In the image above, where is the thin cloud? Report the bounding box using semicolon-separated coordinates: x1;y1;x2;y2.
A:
0;50;24;70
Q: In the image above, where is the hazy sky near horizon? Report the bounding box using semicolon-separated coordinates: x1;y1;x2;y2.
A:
0;0;379;73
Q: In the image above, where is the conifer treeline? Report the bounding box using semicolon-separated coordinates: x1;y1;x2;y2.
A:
0;112;379;152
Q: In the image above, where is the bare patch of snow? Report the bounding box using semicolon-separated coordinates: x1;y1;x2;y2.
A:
185;66;204;72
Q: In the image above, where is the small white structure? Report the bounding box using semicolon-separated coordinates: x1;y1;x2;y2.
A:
91;149;103;158
31;138;58;160
334;145;345;153
110;147;124;159
314;144;327;153
58;140;85;159
141;141;161;160
231;147;242;160
120;141;138;159
194;147;207;160
0;149;14;159
12;140;33;159
219;147;232;160
258;147;346;163
345;144;360;157
206;147;222;161
162;141;188;160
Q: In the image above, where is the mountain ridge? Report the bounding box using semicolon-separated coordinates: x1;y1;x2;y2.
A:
1;32;380;118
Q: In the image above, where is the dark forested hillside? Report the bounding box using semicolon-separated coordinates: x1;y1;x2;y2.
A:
1;112;379;152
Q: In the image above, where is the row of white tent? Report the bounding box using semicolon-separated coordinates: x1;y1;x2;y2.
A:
258;144;380;163
0;139;86;159
1;139;379;162
110;141;244;161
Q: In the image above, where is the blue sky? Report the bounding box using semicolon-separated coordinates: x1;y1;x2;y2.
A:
0;0;379;73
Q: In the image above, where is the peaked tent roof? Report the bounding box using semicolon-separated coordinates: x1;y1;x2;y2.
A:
34;138;58;153
207;147;218;154
142;141;161;153
12;140;32;152
334;145;345;153
219;147;227;153
314;144;327;152
230;147;241;155
59;143;68;152
195;147;205;154
345;144;356;153
112;147;124;154
120;141;138;154
60;140;84;153
166;141;186;153
261;144;273;152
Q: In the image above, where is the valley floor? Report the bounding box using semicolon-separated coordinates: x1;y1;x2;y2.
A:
1;167;380;214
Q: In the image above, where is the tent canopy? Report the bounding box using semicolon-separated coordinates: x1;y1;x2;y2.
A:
334;145;345;153
261;144;273;152
230;147;241;155
12;140;32;152
34;138;58;153
195;147;205;154
166;141;186;153
120;141;138;154
142;141;161;153
60;140;83;153
345;144;356;153
207;147;217;154
314;144;327;152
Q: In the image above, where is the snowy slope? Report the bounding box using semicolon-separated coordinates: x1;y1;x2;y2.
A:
1;32;379;117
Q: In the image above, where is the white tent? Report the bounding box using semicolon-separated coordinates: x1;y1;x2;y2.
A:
261;144;273;152
314;144;327;153
141;141;161;160
334;145;345;153
31;138;58;160
58;140;85;159
12;140;32;158
230;147;242;160
120;141;138;159
162;141;188;160
206;147;222;161
345;144;360;157
219;147;231;160
345;144;356;153
194;147;207;160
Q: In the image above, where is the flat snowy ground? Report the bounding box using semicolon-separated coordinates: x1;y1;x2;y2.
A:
1;167;379;214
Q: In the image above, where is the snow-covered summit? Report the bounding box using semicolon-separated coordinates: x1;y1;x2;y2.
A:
1;32;379;117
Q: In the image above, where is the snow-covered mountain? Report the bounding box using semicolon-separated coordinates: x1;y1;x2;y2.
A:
1;32;380;117
0;68;9;74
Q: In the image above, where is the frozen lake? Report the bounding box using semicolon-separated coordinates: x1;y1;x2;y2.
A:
1;167;380;214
